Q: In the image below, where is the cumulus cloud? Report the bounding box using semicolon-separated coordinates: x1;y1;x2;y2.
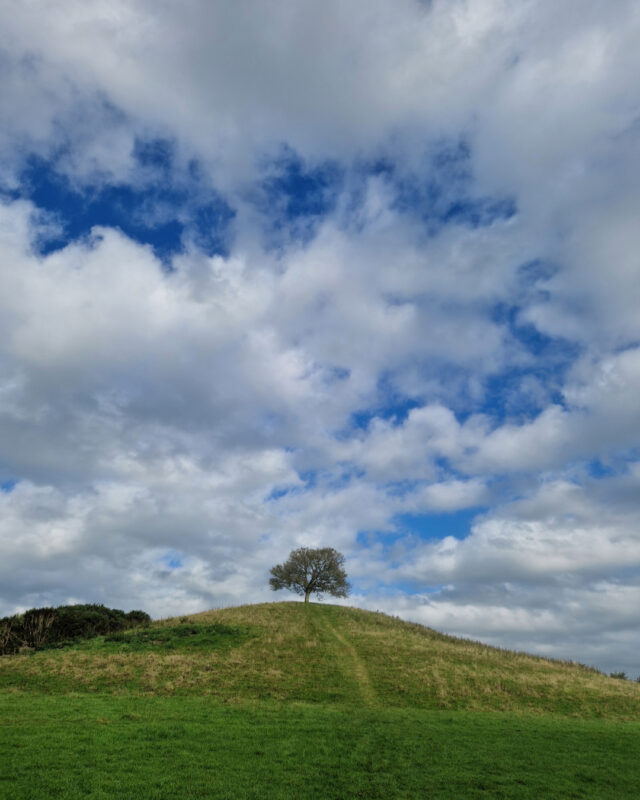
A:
1;0;639;675
353;474;640;673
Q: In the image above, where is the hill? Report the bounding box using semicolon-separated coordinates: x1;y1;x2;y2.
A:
2;602;640;799
2;601;638;718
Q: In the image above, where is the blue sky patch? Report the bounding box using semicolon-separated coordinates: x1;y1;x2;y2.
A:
475;303;580;420
350;395;421;431
587;460;616;479
14;147;235;262
266;486;294;502
358;507;484;551
363;141;517;232
160;550;183;570
393;508;484;541
350;375;423;431
252;147;344;246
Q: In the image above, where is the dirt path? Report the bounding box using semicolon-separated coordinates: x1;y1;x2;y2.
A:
318;614;378;708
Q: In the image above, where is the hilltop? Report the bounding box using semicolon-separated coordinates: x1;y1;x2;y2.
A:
2;601;638;719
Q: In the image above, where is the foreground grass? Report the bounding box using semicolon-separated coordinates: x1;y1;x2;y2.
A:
1;694;639;800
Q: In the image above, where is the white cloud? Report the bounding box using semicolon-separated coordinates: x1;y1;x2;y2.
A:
1;0;640;675
409;478;489;512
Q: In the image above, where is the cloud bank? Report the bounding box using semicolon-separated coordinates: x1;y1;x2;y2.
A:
1;0;639;675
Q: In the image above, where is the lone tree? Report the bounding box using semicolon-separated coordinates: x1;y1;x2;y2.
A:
269;547;349;604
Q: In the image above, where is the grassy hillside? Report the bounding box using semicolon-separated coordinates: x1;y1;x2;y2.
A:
1;601;638;717
2;602;640;799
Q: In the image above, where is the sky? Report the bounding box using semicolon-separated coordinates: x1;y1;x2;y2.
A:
0;0;639;676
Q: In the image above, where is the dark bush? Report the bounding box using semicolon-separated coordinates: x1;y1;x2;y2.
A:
50;604;126;640
125;610;151;627
21;607;57;648
0;615;23;655
0;603;151;655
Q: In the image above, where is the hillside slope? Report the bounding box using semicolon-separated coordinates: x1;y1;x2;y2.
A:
1;602;638;718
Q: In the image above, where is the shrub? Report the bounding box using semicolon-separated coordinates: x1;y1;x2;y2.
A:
0;616;22;654
610;671;628;680
126;610;151;627
21;607;57;648
0;604;151;655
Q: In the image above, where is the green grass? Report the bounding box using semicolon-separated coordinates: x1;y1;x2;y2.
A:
1;695;639;799
102;622;250;652
1;602;639;798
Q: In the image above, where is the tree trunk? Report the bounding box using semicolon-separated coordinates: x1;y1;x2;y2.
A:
304;589;310;603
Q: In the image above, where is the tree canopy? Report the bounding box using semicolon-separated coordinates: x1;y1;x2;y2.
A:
269;547;349;603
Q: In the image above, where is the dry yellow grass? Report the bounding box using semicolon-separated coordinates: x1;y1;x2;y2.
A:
1;601;638;719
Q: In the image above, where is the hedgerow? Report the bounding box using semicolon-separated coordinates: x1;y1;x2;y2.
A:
0;604;150;654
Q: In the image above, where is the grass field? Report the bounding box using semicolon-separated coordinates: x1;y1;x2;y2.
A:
1;602;639;798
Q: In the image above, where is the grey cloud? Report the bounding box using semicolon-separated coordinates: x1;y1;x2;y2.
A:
1;0;640;677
